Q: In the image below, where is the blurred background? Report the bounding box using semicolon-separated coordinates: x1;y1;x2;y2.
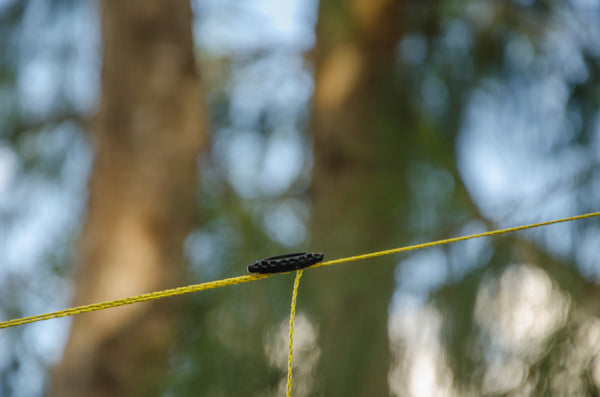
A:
1;0;600;395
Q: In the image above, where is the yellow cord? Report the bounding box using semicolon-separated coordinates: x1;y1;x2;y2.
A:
0;273;271;329
312;211;600;269
286;269;303;397
1;211;599;330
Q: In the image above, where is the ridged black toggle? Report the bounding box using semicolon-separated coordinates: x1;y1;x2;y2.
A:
247;252;324;274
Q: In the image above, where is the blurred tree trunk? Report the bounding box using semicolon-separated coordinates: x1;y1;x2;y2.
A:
50;1;206;396
308;0;405;395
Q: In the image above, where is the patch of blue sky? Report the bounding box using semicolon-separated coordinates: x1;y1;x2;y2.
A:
193;0;318;55
396;248;449;297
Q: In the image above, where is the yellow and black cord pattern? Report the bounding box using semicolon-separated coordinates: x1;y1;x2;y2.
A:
1;211;599;330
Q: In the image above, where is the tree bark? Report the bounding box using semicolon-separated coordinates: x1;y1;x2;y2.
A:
308;0;405;395
51;1;206;396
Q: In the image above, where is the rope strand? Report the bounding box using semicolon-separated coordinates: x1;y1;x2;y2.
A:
286;269;304;397
0;274;271;329
312;211;600;269
1;211;599;330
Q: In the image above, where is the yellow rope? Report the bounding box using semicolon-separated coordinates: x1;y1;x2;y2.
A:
0;273;271;329
286;269;304;397
312;211;600;269
0;211;599;330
